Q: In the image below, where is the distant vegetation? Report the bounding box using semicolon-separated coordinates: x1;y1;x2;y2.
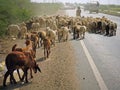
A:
0;0;32;37
100;5;120;12
32;3;63;16
99;5;120;16
0;0;63;37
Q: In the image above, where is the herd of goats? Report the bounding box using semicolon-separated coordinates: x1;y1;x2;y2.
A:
2;14;117;87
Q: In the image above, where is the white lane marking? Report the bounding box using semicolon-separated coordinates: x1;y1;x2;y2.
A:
80;40;108;90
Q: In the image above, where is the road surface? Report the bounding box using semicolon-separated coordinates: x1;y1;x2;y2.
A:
66;9;120;90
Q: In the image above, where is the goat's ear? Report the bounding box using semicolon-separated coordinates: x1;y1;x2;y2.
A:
37;65;41;73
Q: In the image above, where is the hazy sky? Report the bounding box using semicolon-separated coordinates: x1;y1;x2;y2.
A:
31;0;120;5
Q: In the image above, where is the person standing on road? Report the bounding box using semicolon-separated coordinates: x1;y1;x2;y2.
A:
76;6;81;17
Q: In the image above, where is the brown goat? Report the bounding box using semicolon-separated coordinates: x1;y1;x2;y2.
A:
3;51;41;87
43;37;51;59
24;39;36;58
25;33;39;58
12;43;36;80
30;33;40;48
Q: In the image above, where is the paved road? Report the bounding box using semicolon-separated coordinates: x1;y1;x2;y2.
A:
66;9;120;90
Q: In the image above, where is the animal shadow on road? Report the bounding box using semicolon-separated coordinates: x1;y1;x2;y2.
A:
36;57;46;62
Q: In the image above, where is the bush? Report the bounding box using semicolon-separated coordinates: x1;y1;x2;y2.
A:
0;0;33;37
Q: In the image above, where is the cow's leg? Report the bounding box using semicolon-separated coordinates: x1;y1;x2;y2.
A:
10;75;13;84
17;69;22;81
66;34;68;41
83;32;85;39
10;71;17;84
30;68;33;78
47;50;48;58
3;71;10;87
40;39;42;47
77;31;79;39
37;40;40;48
24;69;29;83
73;29;76;39
44;47;46;59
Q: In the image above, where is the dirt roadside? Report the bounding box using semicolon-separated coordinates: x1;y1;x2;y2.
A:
20;39;79;90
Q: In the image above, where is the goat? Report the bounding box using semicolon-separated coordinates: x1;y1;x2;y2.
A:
30;33;40;50
3;51;41;87
58;26;69;42
12;43;36;80
73;25;86;39
43;37;51;59
23;39;36;58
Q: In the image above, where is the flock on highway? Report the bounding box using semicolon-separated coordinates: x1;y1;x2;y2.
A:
1;8;118;88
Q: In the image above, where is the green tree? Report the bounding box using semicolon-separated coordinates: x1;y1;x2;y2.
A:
0;0;33;37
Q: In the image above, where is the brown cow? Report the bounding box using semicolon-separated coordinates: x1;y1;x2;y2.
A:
3;51;41;87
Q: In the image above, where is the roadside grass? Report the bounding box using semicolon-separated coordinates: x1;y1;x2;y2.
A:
100;10;120;17
99;5;120;17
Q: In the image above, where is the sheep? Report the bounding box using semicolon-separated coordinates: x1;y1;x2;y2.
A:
46;27;57;46
79;26;86;39
7;24;21;38
31;22;40;31
38;30;47;47
73;24;86;39
113;22;117;36
108;21;117;36
25;20;33;31
100;21;107;35
58;29;63;42
87;20;97;33
3;51;41;87
51;21;58;30
58;26;69;42
18;22;27;39
38;17;46;28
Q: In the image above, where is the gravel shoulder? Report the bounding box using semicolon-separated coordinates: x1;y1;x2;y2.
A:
20;39;79;90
